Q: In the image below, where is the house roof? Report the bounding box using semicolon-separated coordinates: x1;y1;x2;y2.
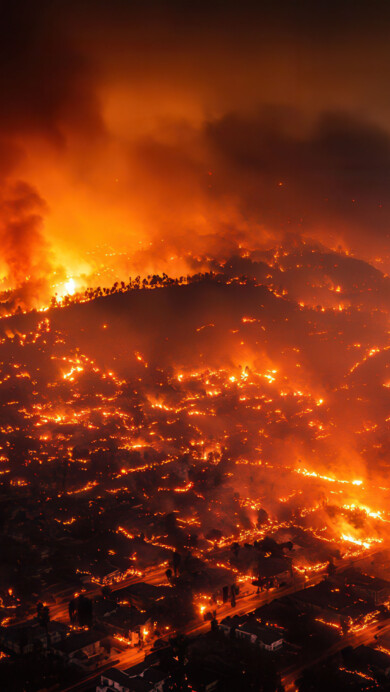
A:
292;583;352;611
125;677;151;692
90;560;121;579
142;666;168;684
221;614;284;645
102;667;132;688
93;598;118;618
340;569;390;592
54;629;102;654
354;644;390;671
0;618;68;644
237;619;284;645
117;582;171;599
103;607;148;629
257;556;291;578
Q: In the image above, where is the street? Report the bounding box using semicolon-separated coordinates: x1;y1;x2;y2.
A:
282;621;390;690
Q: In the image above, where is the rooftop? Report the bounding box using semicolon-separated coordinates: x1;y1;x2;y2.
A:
101;667;132;688
237;618;284;645
54;629;103;654
338;568;390;592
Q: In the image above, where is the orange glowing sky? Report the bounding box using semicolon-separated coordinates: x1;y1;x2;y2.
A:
0;1;389;309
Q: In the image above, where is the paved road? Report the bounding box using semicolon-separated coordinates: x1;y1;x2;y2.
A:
282;620;390;690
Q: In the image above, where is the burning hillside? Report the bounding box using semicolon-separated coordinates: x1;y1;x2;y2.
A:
0;242;388;579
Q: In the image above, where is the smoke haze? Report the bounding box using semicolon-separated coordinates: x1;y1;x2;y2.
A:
0;1;389;310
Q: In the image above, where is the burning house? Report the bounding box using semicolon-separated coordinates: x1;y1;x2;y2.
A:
290;579;381;631
94;599;150;646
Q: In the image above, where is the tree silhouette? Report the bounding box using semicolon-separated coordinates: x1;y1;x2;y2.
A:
37;601;50;648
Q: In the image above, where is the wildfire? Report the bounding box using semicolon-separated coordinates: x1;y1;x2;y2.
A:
295;467;363;487
117;526;135;540
294;561;328;576
63;364;84;380
0;244;388;650
315;617;342;632
376;645;390;656
340;533;383;550
339;667;375;682
342;503;389;522
65;278;76;296
173;481;194;493
114;634;131;646
347;610;380;634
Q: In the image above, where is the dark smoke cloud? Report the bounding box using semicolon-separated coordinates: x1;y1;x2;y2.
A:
0;1;102;141
0;1;102;307
206;109;390;257
0;182;56;312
